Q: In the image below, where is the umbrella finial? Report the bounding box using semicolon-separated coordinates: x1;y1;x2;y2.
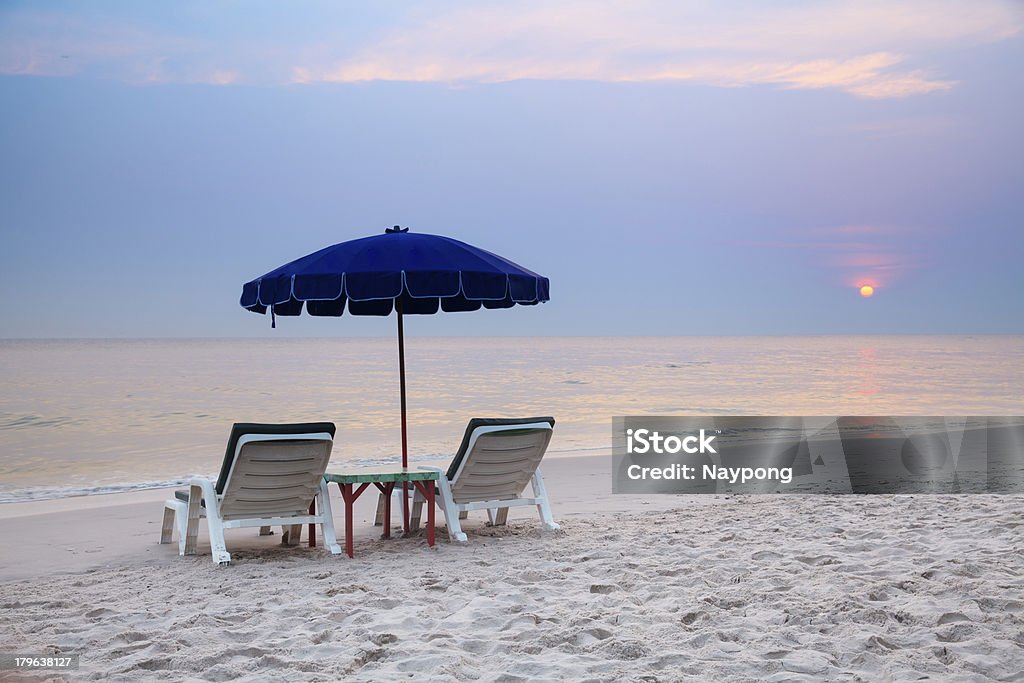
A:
385;225;410;234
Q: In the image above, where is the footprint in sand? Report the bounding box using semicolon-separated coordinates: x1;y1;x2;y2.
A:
574;628;613;646
794;555;840;566
782;650;834;675
458;638;494;655
133;656;173;671
751;550;783;561
865;635;899;651
680;611;707;626
936;623;978;643
934;645;956;665
325;584;368;597
599;639;649;660
369;633;397;646
85;607;116;619
936;611;973;625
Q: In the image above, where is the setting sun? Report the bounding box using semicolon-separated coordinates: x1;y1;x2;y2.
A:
860;285;875;298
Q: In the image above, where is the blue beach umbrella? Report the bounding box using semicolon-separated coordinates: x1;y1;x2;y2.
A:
239;226;550;469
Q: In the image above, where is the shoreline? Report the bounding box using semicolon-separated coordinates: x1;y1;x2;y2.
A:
0;447;614;506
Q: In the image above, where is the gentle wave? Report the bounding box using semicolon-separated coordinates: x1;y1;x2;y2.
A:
0;413;85;430
0;478;195;504
0;453;445;503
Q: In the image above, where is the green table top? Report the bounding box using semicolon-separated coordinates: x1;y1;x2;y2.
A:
324;469;440;484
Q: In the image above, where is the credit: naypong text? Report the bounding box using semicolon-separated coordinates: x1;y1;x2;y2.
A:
624;428;794;484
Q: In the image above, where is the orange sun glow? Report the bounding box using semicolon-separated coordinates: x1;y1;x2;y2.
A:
859;285;875;298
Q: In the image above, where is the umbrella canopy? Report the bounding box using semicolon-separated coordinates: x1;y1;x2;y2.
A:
239;226;550;472
240;226;549;319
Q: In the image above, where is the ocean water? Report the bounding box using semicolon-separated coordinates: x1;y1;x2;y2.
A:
1;336;1022;502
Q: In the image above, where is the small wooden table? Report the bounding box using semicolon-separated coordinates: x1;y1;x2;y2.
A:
323;470;439;557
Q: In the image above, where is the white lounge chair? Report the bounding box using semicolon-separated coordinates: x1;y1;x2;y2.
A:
409;417;560;542
160;422;342;565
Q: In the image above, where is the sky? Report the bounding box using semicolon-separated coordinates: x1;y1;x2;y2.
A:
1;0;1022;338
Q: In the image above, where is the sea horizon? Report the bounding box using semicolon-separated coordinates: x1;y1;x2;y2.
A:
4;332;1024;341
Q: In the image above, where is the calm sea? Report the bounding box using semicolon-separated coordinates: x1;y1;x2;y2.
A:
1;336;1022;502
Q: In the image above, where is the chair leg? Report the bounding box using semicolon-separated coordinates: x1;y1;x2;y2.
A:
487;507;509;526
192;482;231;565
282;524;302;546
164;500;189;555
436;478;467;543
410;486;425;530
445;510;467;543
160;504;176;544
176;505;188;554
184;487;203;556
531;468;560;531
373;494;386;526
206;515;231;565
258;525;273;536
317;480;342;555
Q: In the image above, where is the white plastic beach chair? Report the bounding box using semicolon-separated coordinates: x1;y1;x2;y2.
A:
159;422;342;565
408;417;560;542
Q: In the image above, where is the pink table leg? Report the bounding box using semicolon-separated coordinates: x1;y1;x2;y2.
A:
413;480;436;547
337;482;370;558
373;482;396;539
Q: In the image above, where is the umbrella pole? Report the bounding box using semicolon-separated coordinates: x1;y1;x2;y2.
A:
397;300;408;466
397;299;410;533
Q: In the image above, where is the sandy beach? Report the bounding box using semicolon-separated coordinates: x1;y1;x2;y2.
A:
1;453;1021;682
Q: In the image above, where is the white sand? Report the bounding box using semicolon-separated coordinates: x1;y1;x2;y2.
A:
0;454;1022;681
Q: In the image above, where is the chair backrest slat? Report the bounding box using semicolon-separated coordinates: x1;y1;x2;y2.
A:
219;433;333;521
449;421;553;503
215;422;337;494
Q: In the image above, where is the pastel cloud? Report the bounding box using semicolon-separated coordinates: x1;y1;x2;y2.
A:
731;224;929;287
299;0;1020;97
0;11;235;86
1;1;1021;98
830;250;921;288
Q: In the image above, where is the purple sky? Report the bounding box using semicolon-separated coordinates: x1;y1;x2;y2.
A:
1;1;1022;337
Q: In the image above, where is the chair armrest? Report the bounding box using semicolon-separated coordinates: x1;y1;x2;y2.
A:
188;476;218;501
417;466;443;472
